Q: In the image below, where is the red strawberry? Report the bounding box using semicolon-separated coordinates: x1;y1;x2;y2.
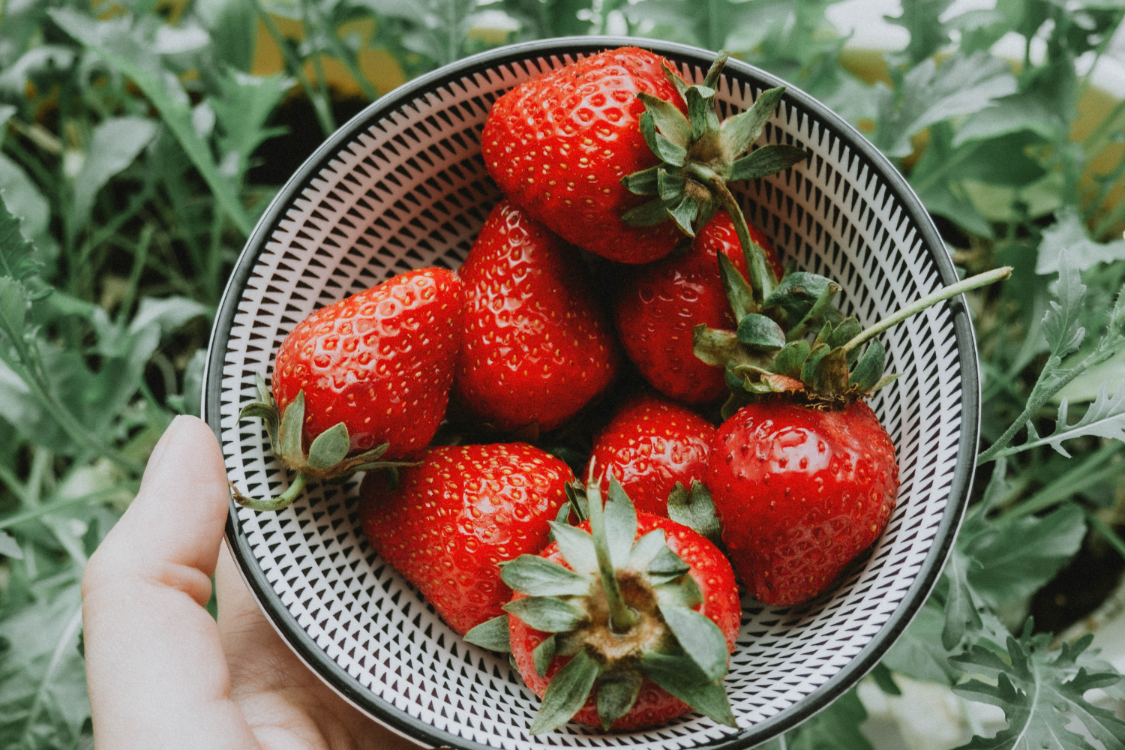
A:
584;393;715;517
689;238;1010;604
706;400;898;605
453;199;619;433
484;49;806;264
235;268;463;511
469;481;739;733
615;212;782;403
359;443;574;635
483;48;687;264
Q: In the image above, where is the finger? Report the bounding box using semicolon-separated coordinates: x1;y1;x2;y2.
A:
82;415;259;749
216;545;422;750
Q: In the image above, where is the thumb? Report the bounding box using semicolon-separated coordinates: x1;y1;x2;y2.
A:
82;415;259;749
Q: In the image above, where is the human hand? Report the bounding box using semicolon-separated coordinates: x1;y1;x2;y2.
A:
82;415;423;750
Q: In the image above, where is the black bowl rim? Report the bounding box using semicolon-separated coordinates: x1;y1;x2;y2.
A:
203;35;980;750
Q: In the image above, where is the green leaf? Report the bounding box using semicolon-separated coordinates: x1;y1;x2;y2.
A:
533;634;556;678
1035;381;1125;457
718;86;785;159
639;651;736;727
503;596;585;633
621;197;673;228
965;505;1086;607
70;117;158;235
528;650;599;735
0;531;22;559
548;522;597;577
626;529;667;571
684;85;719;142
718;251;756;321
622;166;660;196
208;69;293;185
884;0;955;68
195;0;258;71
763;272;836;323
773;340;811;378
305;423;350;472
646;545;691;583
781;688;872;750
727;144;808;181
0;583;88;749
848;340;887;392
666;481;722;545
666;193;701;236
278;390;307;466
604;476;637;568
653;575;703;609
658;604;728;681
954;93;1068;147
49;9;252;235
0;155;51;268
501;555;591;597
882;599;959;686
636;92;691;147
952;629;1125;750
737;313;786;350
1037;207;1125;275
873;51;1018;158
463;615;511;652
1042;258;1086;360
596;672;642;730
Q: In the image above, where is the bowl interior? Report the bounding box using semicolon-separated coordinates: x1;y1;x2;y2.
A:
205;38;975;750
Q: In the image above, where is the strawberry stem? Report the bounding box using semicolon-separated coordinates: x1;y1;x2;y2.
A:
587;485;638;633
704;172;777;303
229;471;308;512
841;267;1013;355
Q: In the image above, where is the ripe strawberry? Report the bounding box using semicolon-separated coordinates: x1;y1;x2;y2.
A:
689;240;1011;604
468;480;739;733
615;212;782;403
706;400;898;605
359;443;574;635
453;199;619;433
584;393;715;517
484;49;806;264
234;268;463;511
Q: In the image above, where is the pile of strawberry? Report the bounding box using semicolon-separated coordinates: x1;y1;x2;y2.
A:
234;47;1009;736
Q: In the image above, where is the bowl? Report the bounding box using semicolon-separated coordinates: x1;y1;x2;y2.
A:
202;36;979;750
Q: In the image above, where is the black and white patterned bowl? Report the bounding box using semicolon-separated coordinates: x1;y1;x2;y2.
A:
203;37;979;750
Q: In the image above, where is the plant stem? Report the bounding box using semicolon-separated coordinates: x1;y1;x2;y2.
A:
255;0;336;136
842;267;1013;355
706;172;776;302
586;484;637;633
230;471;308;512
0;484;138;531
1003;444;1122;518
1086;508;1125;563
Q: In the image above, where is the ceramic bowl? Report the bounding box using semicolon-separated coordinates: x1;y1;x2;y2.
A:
203;36;979;750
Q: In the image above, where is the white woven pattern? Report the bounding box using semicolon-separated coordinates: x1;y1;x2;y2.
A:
214;48;965;750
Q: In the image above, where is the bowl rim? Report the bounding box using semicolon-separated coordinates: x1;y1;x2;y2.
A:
203;34;981;750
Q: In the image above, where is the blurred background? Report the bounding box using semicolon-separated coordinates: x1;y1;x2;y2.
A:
1;1;1124;748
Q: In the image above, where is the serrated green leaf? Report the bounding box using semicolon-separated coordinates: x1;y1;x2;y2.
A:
503;596;585;633
463;615;511;652
1035;381;1125;457
728;144;808;181
637;92;691;147
71;117;158;234
528;650;599;735
951;629;1125;750
1037;207;1125;275
501;555;590;597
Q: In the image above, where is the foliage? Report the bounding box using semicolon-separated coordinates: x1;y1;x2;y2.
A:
1;0;1124;747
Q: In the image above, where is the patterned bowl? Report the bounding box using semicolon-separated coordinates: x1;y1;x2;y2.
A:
203;36;979;750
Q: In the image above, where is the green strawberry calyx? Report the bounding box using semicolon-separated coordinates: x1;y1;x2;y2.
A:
230;373;416;512
622;52;807;298
693;259;1013;418
464;475;736;734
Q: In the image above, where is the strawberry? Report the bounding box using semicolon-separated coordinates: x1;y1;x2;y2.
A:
706;400;898;605
453;199;619;433
689;236;1012;604
467;480;739;733
584;393;715;518
615;211;782;403
359;443;574;635
234;268;463;511
484;49;806;264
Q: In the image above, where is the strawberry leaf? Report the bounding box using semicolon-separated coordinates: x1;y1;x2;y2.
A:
501;555;591;597
653;575;703;609
646;545;691;583
737;313;786;350
528;650;600;735
463;615;511;652
718;86;786;160
627;529;667;571
533;635;556;678
727;145;809;181
596;672;643;730
305;422;350;472
548;522;597;577
640;651;736;727
658;604;728;681
622;166;660;196
636;92;691;147
604;476;638;568
951;627;1125;750
278;390;306;466
666;481;722;545
503;597;586;633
